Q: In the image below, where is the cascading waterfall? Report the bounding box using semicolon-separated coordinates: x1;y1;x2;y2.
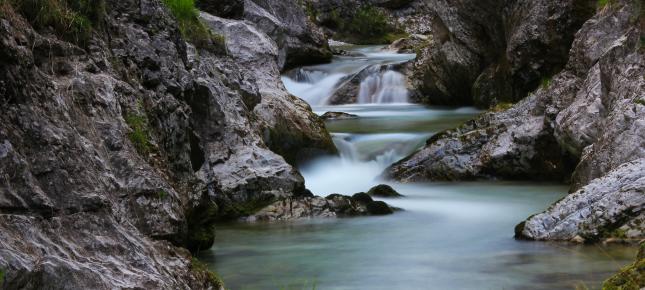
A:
282;69;347;106
357;67;408;104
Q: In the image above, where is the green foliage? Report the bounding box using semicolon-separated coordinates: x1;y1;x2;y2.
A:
157;190;168;199
2;0;105;44
635;99;645;106
0;268;4;285
602;258;644;290
597;0;615;9
191;257;225;288
491;102;514;112
125;113;153;156
162;0;225;51
541;76;552;89
324;6;405;44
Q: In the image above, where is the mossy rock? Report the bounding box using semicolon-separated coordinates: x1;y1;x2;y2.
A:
366;201;393;215
367;184;403;198
351;192;373;204
602;257;644;290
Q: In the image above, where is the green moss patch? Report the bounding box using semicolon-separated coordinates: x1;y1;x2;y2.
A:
322;6;407;45
602;258;644;290
191;257;225;289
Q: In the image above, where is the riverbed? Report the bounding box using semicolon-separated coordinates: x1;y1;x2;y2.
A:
202;46;636;290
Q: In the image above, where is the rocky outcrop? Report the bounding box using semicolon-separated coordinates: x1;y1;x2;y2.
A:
243;0;332;70
387;0;645;242
409;0;595;107
367;184;403;198
0;0;337;287
244;192;395;221
516;159;645;242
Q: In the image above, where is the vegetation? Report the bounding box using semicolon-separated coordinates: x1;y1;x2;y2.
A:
157;190;168;199
191;257;225;289
125;112;153;156
602;258;644;289
0;268;4;285
0;0;105;44
162;0;225;51
635;99;645;106
491;102;514;112
321;6;407;45
540;76;552;89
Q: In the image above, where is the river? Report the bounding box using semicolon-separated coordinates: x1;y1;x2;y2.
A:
201;46;636;290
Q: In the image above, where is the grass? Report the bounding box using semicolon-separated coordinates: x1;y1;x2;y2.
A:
162;0;225;51
1;0;105;45
125;113;153;156
191;257;225;289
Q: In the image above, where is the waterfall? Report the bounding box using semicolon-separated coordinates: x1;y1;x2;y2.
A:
282;69;347;106
357;68;408;104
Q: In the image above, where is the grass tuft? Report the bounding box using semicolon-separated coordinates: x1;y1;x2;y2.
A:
125;113;153;156
162;0;225;51
1;0;105;45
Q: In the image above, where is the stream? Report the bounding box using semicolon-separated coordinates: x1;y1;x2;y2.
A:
201;46;636;290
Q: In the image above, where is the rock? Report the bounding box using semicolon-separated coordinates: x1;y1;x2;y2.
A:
243;0;332;70
366;201;394;215
367;184;403;198
320;111;359;121
515;158;645;242
201;12;338;166
407;0;594;107
243;194;396;221
327;61;410;105
383;34;429;53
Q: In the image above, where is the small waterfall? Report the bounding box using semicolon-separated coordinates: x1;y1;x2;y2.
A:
282;68;347;106
357;67;408;104
332;134;359;162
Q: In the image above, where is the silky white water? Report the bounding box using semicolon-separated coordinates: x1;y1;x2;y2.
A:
203;46;636;290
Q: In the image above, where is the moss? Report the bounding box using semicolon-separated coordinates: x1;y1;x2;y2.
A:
635;99;645;106
0;268;4;285
3;0;105;45
541;76;551;89
191;257;225;289
186;197;218;253
125;113;153;156
602;257;644;289
597;0;615;9
490;102;514;112
162;0;225;51
157;190;168;199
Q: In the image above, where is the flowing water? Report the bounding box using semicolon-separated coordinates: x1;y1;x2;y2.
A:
202;46;637;290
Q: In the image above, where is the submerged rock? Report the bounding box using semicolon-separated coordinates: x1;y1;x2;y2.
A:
320;111;359;121
367;184;404;198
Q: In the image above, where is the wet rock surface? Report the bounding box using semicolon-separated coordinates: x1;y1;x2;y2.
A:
0;0;336;287
387;0;645;242
367;184;403;198
320;111;359;120
244;192;396;221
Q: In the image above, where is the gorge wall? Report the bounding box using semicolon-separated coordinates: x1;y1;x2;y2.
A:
0;0;336;288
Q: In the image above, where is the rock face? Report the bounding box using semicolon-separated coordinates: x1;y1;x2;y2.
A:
408;0;595;107
243;0;332;70
0;0;336;287
244;193;395;221
387;0;644;241
320;111;359;120
367;184;403;197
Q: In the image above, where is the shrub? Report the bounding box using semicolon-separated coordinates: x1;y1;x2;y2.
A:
162;0;225;51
